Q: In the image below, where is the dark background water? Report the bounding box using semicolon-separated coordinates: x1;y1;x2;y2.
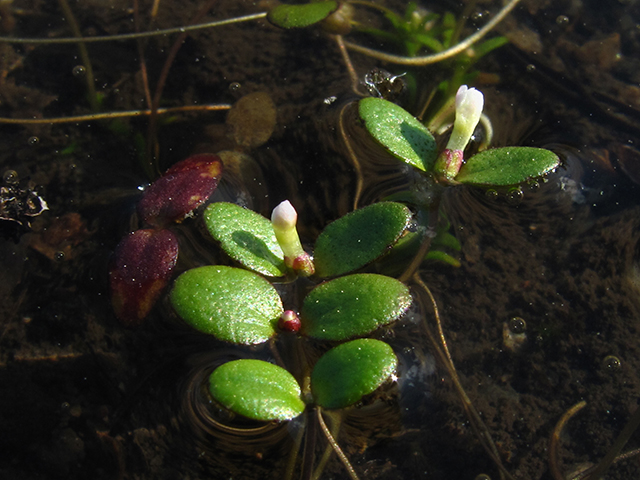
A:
1;0;640;479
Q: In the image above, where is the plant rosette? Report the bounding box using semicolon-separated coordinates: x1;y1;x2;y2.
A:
169;199;418;421
358;85;561;189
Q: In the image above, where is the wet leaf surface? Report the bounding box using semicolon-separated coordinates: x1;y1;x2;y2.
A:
301;274;412;340
170;265;282;344
359;97;437;172
311;339;398;409
314;202;412;277
209;359;305;421
109;229;179;326
204;202;286;277
138;154;223;227
267;1;338;29
455;147;560;186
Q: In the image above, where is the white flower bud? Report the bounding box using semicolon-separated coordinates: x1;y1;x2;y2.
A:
446;85;484;152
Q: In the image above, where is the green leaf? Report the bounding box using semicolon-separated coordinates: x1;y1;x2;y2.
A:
204;202;286;277
314;202;412;277
170;266;283;344
455;147;560;187
425;250;461;267
473;36;509;59
311;339;398;409
359;97;437;172
301;274;412;341
267;1;338;29
209;360;305;421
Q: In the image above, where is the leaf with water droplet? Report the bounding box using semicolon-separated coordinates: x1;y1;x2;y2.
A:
268;1;338;29
301;274;412;340
359;97;437;172
455;147;560;186
311;339;397;409
170;266;282;344
204;202;286;277
314;202;412;277
209;359;305;421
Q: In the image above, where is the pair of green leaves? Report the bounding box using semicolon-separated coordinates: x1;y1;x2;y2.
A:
204;200;412;278
359;97;560;187
170;266;411;345
209;338;397;421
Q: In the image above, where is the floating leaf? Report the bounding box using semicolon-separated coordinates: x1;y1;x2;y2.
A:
204;202;286;277
455;147;560;187
209;359;305;421
170;266;282;344
109;229;179;326
301;274;412;340
359;97;437;172
311;339;397;409
314;202;412;277
226;92;277;149
138;154;223;227
268;1;338;29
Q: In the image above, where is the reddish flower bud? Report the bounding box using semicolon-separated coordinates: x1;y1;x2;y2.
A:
278;310;301;333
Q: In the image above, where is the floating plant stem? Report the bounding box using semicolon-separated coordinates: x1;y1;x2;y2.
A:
338;103;364;210
549;400;586;480
316;407;359;480
0;12;269;44
413;273;514;480
343;0;522;65
0;104;231;125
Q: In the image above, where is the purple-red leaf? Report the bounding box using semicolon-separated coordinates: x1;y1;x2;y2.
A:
109;228;179;326
138;153;223;227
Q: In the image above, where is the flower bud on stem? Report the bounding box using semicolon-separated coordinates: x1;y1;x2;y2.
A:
434;85;484;184
271;200;315;276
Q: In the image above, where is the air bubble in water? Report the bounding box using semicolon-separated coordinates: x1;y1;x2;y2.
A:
72;65;86;77
3;170;18;184
485;189;498;201
506;187;524;205
603;355;621;370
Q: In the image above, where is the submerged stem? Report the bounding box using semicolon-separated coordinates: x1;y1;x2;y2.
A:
338;102;364;211
58;0;99;111
0;13;268;44
586;402;640;480
316;407;360;480
549;401;587;480
413;274;514;480
343;0;523;65
0;104;230;125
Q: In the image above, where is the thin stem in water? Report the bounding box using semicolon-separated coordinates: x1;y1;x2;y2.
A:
0;104;230;125
549;400;586;480
413;273;514;480
316;407;359;480
0;13;268;44
343;0;523;66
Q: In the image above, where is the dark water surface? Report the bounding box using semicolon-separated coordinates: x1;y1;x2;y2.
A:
2;1;640;479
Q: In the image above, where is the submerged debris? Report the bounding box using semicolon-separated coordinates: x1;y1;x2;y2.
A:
0;169;48;230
